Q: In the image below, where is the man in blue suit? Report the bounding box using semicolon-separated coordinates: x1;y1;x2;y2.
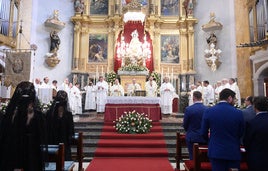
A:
201;88;244;171
244;96;268;171
183;91;207;159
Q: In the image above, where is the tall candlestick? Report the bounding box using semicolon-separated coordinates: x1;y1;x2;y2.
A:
101;66;104;75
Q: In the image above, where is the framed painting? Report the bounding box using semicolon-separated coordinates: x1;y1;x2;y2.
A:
161;0;179;16
161;35;179;63
90;0;108;15
88;34;108;63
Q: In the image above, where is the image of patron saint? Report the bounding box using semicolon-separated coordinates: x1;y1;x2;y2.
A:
110;79;124;96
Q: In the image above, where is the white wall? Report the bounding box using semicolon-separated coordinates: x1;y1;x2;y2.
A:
194;0;237;85
29;0;74;84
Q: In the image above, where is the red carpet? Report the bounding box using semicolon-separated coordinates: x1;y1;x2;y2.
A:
85;122;174;171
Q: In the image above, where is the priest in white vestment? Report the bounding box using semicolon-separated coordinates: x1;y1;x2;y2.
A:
188;84;196;106
96;76;108;113
203;80;214;105
145;76;158;97
127;79;141;96
160;76;175;115
84;81;96;110
110;79;124;96
229;78;241;106
69;83;82;115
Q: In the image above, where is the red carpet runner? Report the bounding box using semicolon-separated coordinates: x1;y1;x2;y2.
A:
86;122;174;171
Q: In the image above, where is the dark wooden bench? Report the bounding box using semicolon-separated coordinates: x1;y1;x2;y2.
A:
43;143;75;171
175;131;189;171
184;143;248;171
71;132;84;171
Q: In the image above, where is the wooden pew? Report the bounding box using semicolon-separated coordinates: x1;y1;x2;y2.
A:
43;143;75;171
184;143;248;171
175;131;189;171
71;132;84;171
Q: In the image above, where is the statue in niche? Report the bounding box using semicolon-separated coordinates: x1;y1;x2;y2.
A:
74;0;85;14
50;30;60;53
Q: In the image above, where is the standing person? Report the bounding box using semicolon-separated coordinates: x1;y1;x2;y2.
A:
110;79;124;96
84;80;97;111
201;88;244;171
145;76;158;97
69;83;82;115
214;81;222;103
34;78;41;93
127;79;141;96
160;76;175;116
188;84;197;106
46;90;74;160
40;76;51;88
183;91;207;159
229;78;241;107
96;75;108;113
203;80;214;106
60;78;70;92
51;80;58;98
244;96;268;171
242;96;255;123
0;81;47;171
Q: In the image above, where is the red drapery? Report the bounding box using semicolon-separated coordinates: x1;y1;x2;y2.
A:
114;21;154;73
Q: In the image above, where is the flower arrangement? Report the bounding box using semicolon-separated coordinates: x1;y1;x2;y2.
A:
0;100;9;114
114;111;153;134
119;64;148;72
106;71;117;84
39;101;52;113
150;71;161;87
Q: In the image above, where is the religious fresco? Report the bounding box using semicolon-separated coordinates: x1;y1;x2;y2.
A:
161;0;179;16
161;35;179;63
88;34;108;63
90;0;108;15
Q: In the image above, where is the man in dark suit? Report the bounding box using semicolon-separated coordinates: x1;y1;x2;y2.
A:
242;96;255;123
244;96;268;171
201;88;244;171
183;91;207;159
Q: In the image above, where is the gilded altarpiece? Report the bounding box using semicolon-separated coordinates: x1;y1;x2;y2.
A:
71;0;197;94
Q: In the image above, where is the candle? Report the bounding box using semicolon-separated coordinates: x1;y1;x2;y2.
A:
102;66;103;75
264;83;267;97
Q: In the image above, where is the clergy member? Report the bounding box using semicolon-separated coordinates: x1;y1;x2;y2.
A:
160;76;175;116
69;83;82;115
84;80;97;111
110;79;124;96
127;79;141;96
145;76;158;97
96;75;108;113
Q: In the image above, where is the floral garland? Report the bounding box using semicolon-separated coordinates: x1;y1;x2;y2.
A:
106;71;117;84
119;64;148;72
114;111;152;134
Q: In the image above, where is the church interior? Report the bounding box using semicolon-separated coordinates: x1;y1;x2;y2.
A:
0;0;268;170
0;0;267;99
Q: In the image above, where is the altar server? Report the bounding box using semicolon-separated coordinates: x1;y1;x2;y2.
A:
110;79;124;96
69;83;82;115
84;80;97;110
160;76;175;115
145;76;158;97
96;76;108;113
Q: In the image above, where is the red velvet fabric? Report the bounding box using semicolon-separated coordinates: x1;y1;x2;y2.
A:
104;103;161;122
114;21;154;73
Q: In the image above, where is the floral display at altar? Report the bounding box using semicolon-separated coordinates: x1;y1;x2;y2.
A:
114;111;152;134
105;71;117;84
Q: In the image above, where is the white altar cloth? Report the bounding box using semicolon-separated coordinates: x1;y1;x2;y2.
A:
106;96;161;104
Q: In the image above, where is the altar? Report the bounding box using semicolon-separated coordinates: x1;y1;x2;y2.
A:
104;96;161;122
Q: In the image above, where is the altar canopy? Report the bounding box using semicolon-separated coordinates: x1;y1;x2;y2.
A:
114;21;154;72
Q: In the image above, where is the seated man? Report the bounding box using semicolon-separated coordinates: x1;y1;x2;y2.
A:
127;79;141;96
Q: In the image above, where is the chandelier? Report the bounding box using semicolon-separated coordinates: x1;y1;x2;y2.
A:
116;29;151;67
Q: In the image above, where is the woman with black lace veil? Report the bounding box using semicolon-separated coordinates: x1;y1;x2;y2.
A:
0;81;47;171
46;90;75;160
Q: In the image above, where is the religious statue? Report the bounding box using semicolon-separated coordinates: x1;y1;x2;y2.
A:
50;30;60;53
74;0;85;14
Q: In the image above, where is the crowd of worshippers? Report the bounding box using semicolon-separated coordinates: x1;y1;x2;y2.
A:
32;75;178;115
183;89;268;171
0;81;74;170
188;78;241;107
